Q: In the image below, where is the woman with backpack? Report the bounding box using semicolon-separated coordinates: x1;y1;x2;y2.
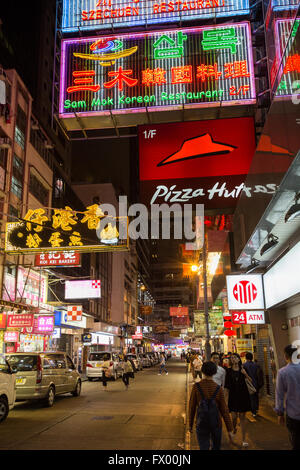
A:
189;361;235;450
224;353;253;447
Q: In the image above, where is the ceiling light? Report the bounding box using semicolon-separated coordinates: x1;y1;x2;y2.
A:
260;234;279;257
285;193;300;223
246;258;260;273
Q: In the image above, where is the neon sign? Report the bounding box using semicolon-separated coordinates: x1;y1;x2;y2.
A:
5;205;129;254
59;23;255;122
62;0;250;33
274;19;300;97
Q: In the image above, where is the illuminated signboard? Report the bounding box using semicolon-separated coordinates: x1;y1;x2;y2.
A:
226;274;265;310
65;280;101;299
271;0;299;11
35;251;81;267
139;117;257;209
275;19;300;96
62;0;250;33
169;306;189;317
59;23;255;125
5;205;128;254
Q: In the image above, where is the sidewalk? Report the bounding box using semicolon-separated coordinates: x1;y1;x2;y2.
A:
184;366;291;451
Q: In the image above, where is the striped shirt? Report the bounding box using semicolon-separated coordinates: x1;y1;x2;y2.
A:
189;379;233;432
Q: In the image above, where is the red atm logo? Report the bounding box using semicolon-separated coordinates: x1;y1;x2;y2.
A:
233;280;258;305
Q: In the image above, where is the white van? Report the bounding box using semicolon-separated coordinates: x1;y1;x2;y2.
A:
0;355;17;423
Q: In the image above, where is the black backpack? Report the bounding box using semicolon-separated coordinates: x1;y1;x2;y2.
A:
196;383;220;431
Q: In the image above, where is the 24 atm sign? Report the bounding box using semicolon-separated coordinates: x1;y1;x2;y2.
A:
231;311;265;325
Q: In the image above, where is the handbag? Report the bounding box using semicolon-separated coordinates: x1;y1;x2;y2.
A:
104;368;112;378
245;377;257;395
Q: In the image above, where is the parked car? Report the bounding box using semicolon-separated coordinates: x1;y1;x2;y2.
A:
145;352;155;366
86;352;123;381
5;352;81;407
140;354;151;368
0;355;17;423
126;353;143;371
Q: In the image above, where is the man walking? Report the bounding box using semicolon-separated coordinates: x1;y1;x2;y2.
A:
211;352;226;388
243;352;260;417
122;356;134;389
275;345;300;450
158;353;168;375
193;354;203;381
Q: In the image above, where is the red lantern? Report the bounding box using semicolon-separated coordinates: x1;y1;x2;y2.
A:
223;316;232;321
224;321;233;328
224;329;236;337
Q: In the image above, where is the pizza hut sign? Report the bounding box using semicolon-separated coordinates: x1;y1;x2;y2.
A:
226;275;265;310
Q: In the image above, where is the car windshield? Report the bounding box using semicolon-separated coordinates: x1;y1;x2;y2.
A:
89;353;111;362
6;355;38;371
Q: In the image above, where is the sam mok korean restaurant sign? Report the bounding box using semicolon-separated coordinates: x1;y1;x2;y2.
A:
59;23;255;124
62;0;250;33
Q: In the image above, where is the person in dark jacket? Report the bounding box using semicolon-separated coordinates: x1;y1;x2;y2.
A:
243;352;260;417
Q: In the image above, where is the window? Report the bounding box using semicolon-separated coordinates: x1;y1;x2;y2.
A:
15;106;27;150
6;355;37;372
29;172;49;206
8;204;19;222
0;148;7;169
11;154;23;199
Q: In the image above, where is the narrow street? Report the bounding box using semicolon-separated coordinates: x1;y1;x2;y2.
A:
0;359;186;450
0;358;290;451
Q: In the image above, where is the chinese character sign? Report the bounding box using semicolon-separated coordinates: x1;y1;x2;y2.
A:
35;251;81;267
5;205;128;254
59;23;255;119
274;19;300;97
7;314;34;329
62;0;250;33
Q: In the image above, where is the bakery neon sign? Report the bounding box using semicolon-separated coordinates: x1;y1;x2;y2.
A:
62;0;250;33
59;23;255;120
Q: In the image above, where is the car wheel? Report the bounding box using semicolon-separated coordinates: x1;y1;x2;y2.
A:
72;380;81;397
0;397;9;423
45;386;55;407
88;377;93;381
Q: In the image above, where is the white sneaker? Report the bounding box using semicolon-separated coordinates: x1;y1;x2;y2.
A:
242;442;249;448
158;373;161;375
166;373;168;375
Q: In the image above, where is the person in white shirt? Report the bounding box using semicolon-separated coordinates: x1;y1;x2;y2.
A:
193;355;203;381
211;352;226;387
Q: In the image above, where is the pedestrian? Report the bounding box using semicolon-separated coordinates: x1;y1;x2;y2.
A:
158;353;168;375
224;353;253;447
243;352;262;417
101;354;112;390
122;356;134;390
189;361;235;450
193;354;203;381
275;345;300;450
190;352;196;380
211;352;226;388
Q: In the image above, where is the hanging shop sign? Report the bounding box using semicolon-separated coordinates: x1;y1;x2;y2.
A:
62;0;250;33
0;313;6;329
231;310;266;324
55;310;87;329
82;333;92;343
139;117;257;209
226;274;265;310
172;316;190;329
140;305;153;315
67;305;83;321
273;18;300;94
170;306;189;317
65;280;101;299
59;23;255;127
132;326;143;340
35;251;81;267
5;206;128;254
236;338;253;355
7;314;34;329
3;267;48;307
4;331;19;342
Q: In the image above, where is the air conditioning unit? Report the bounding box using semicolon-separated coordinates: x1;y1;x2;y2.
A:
0;137;11;149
